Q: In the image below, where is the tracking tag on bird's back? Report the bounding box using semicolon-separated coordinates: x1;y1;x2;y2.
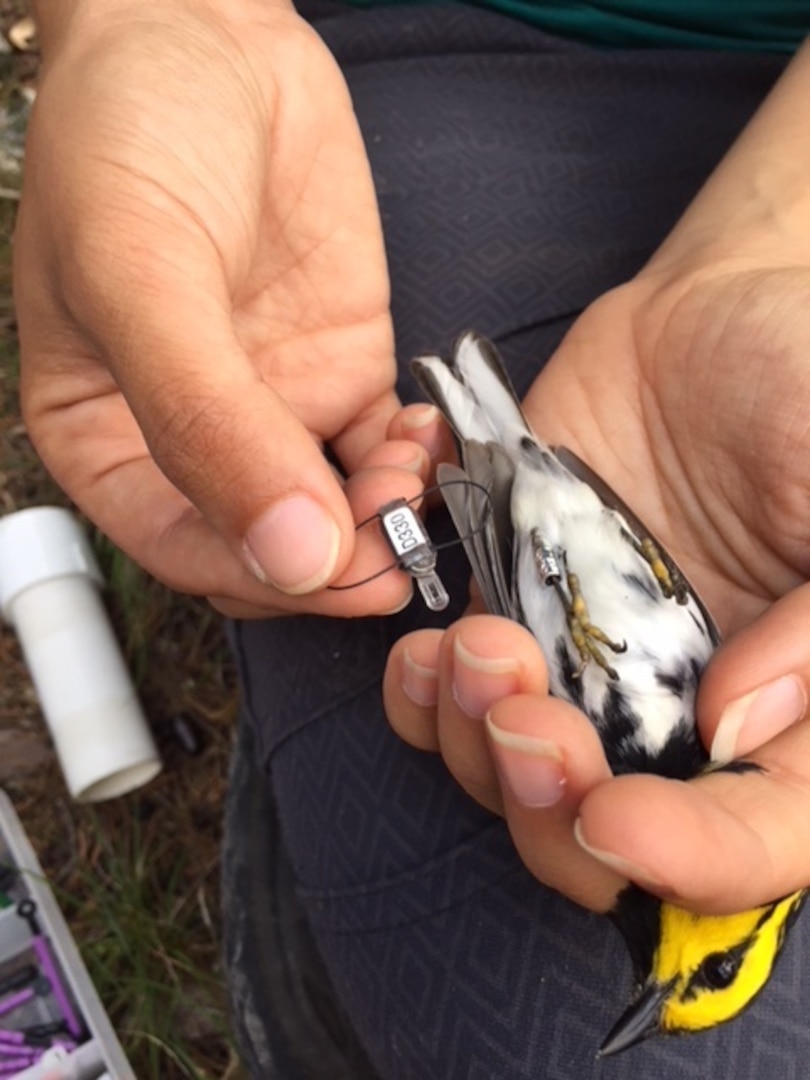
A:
379;498;450;612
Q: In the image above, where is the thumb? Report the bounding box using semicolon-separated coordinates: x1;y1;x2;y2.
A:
126;318;360;595
67;253;374;597
698;584;810;764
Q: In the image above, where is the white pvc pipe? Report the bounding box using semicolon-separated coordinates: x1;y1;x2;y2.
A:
0;507;161;801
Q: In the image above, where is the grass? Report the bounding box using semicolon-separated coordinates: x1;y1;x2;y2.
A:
57;804;241;1079
0;11;248;1077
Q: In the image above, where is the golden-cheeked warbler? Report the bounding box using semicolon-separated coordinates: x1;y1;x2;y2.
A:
411;331;806;1054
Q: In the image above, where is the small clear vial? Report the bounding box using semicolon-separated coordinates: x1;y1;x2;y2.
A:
379;499;449;611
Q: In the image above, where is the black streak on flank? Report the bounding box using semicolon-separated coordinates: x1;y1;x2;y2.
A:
599;686;707;779
555;647;709;778
622;571;658;602
598;685;640;773
655;668;685;696
520;436;544;461
520;436;562;474
654;656;704;698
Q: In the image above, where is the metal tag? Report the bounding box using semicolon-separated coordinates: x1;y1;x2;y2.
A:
379;499;449;611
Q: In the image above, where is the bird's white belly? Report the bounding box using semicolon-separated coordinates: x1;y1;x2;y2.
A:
510;465;714;756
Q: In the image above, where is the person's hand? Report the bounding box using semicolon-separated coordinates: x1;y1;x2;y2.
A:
15;0;427;617
384;262;810;915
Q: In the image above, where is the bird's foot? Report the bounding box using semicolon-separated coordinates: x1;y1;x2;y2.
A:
561;572;626;679
639;538;688;604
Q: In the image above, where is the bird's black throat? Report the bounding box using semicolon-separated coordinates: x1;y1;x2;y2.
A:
610;885;663;986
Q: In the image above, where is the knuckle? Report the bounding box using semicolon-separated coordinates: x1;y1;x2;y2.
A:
145;385;244;502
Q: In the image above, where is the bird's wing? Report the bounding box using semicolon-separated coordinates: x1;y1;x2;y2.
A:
437;445;516;619
553;445;721;646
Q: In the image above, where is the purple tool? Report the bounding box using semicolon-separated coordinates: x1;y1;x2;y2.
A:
0;1057;38;1076
0;1034;25;1047
0;1043;40;1060
0;990;35;1020
0;971;36;1002
15;904;82;1041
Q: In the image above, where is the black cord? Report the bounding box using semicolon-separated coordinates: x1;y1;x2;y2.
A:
327;478;492;592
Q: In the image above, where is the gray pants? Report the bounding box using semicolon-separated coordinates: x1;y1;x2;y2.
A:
224;9;798;1077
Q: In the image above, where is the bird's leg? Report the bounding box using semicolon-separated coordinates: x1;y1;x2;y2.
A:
559;572;626;679
531;532;626;679
638;538;688;604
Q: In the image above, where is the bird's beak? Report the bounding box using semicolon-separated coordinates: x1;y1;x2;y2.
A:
598;979;675;1057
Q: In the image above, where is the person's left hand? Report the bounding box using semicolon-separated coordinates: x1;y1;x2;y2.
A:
384;263;810;916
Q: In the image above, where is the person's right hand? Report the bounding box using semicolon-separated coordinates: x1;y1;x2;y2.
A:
15;0;426;617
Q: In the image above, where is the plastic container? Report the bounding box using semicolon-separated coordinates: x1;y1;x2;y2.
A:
0;789;135;1079
0;508;161;801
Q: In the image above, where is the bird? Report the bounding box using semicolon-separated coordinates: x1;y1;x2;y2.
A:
410;330;806;1055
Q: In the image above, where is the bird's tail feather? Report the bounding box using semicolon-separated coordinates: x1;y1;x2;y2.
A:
411;332;530;447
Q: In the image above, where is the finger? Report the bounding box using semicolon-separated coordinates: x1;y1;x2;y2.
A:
211;463;426;616
355;439;431;484
22;387;263;599
30;368;421;613
698;584;810;764
382;582;493;753
53;402;418;616
575;714;810;912
130;338;356;597
486;694;622;912
327;462;426;593
435;615;551;815
383;629;444;752
383;579;490;754
331;387;404;474
22;221;394;600
388;404;456;472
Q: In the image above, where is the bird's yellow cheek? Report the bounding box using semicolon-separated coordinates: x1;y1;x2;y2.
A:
655;894;803;1035
660;968;769;1034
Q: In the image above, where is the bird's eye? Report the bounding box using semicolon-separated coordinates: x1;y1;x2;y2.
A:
698;951;741;990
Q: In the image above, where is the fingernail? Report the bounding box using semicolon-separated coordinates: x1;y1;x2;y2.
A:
244;495;341;593
383;587;415;615
402;647;439;708
400;404;439;431
710;674;808;764
485;719;566;807
452;636;521;719
573;820;667;887
400;448;429;473
400;405;443;459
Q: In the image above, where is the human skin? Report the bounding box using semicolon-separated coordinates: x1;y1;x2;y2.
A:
17;0;428;618
384;39;810;915
17;4;810;916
